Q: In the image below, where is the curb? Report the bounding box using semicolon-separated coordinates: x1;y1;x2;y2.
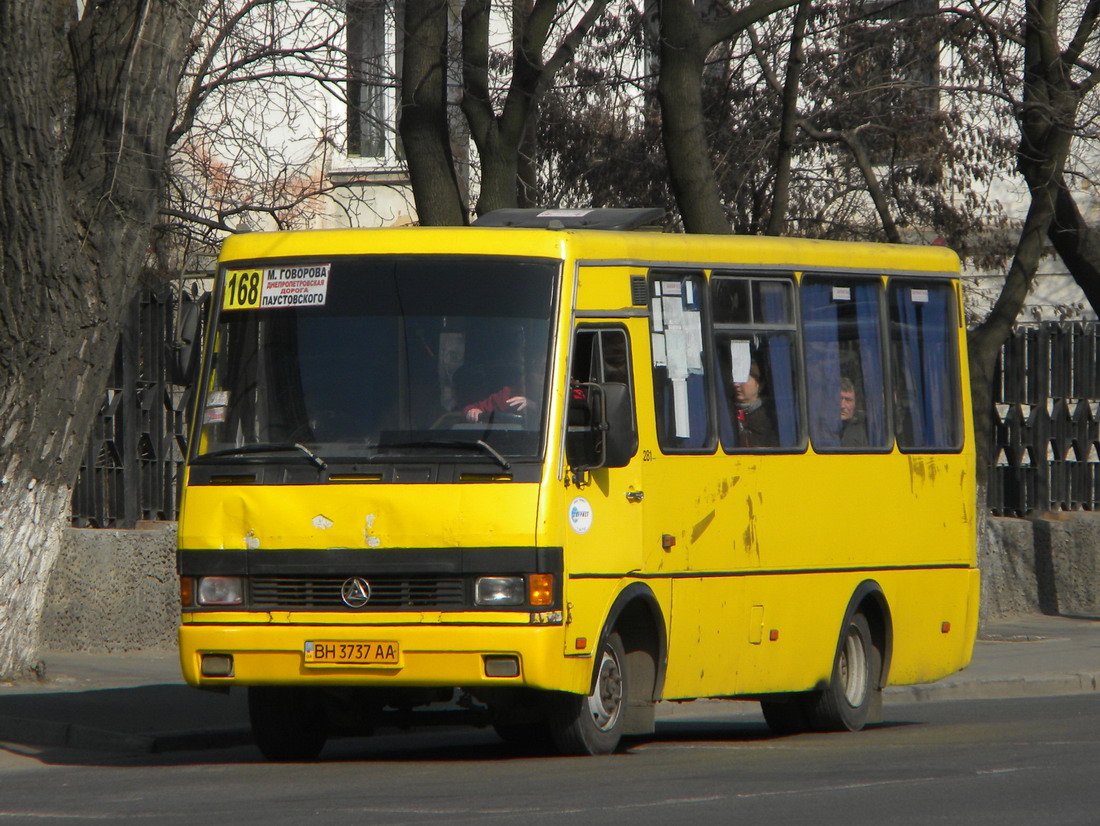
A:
884;671;1100;703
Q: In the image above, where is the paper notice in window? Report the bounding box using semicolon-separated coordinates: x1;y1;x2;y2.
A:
730;340;752;383
673;379;690;438
651;333;667;367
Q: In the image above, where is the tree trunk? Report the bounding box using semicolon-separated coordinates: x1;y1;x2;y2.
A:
657;0;731;234
1047;179;1100;314
766;0;809;236
400;0;468;226
968;0;1082;489
656;0;798;234
0;1;202;680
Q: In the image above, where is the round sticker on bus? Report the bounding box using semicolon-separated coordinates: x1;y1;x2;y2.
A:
569;497;593;534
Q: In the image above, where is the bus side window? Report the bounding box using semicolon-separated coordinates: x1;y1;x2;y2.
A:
568;327;637;469
570;328;630;386
712;275;801;451
888;281;962;450
801;276;889;452
650;272;713;452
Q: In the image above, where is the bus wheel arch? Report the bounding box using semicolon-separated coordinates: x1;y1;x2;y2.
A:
807;582;892;732
760;581;892;736
548;583;666;754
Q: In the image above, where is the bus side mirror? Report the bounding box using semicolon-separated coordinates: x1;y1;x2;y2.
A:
566;382;637;483
170;295;207;385
601;382;637;468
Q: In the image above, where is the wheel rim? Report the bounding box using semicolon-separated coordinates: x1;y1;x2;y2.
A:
587;647;624;731
839;626;869;707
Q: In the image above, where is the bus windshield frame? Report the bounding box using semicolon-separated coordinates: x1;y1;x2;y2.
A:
192;254;561;467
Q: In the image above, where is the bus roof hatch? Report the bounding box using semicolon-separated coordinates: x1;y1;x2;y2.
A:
472;208;666;231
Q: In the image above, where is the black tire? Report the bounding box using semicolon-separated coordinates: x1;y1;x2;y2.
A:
804;612;881;732
547;632;628;755
248;686;328;761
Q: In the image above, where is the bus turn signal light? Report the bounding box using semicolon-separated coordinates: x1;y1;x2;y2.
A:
179;577;194;608
528;574;553;606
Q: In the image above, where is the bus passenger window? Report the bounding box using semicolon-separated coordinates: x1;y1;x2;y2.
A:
650;273;713;451
801;277;889;452
712;275;801;451
888;281;962;450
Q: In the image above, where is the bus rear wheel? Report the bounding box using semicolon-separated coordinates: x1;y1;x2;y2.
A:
548;632;627;755
248;686;328;761
805;612;880;732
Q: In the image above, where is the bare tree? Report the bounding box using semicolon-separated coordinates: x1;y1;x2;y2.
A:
0;0;203;680
161;0;361;263
967;0;1100;481
400;0;469;226
655;0;800;234
461;0;613;216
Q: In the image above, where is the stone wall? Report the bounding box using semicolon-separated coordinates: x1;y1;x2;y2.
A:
980;512;1100;621
39;514;1100;651
41;523;179;652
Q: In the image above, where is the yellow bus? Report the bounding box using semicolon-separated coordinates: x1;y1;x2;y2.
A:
177;209;978;759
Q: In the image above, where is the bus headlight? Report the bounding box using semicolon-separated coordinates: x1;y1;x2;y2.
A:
196;576;244;606
475;577;525;606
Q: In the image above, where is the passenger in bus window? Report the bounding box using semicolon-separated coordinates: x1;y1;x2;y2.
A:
464;388;528;422
733;362;778;447
839;376;868;448
457;359;529;423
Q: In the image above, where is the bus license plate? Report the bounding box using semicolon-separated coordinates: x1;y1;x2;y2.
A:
304;641;400;666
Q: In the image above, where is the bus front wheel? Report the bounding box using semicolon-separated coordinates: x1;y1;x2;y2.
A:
548;632;628;755
805;612;880;732
248;686;328;761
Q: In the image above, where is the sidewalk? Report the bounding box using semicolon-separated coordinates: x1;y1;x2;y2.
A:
1;613;1097;756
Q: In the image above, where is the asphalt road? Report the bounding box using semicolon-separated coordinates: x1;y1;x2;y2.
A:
0;694;1098;825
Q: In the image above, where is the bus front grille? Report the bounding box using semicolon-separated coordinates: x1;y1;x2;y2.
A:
250;576;466;609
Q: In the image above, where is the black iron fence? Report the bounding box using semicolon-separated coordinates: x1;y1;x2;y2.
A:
71;287;202;527
70;294;1100;525
988;322;1100;516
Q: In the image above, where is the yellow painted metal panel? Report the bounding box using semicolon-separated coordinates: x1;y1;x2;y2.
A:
179;483;541;551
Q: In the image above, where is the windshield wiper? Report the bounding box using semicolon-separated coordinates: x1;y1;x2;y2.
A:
379;439;511;472
192;442;328;470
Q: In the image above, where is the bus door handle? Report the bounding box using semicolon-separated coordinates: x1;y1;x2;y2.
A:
625;490;644;503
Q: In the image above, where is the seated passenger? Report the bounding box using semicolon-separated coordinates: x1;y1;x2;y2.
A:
733;362;778;448
839;376;868;448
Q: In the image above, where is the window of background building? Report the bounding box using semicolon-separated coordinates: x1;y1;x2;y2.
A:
347;0;403;160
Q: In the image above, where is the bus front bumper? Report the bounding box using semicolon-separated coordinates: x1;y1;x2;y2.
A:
178;620;590;694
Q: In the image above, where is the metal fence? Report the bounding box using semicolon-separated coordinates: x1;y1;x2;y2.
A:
69;296;1100;525
71;287;201;527
988;322;1100;516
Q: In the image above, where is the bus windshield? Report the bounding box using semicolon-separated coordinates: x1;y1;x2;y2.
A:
194;255;559;464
